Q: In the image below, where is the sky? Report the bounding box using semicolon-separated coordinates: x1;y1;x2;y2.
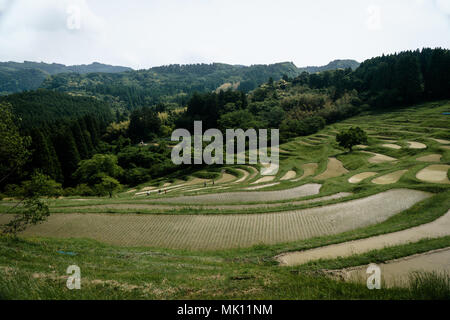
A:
0;0;449;69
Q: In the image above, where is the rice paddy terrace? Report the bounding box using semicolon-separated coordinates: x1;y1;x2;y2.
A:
1;100;449;297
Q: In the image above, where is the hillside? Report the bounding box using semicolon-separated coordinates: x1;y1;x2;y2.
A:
299;59;360;73
0;89;113;128
0;61;133;95
40;60;359;110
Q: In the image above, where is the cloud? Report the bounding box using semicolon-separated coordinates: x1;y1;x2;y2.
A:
366;5;382;31
435;0;450;16
0;0;448;68
0;0;106;64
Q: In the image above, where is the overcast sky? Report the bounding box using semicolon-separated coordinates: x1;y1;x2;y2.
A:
0;0;449;69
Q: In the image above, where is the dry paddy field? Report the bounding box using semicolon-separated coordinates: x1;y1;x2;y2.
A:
251;176;275;184
333;248;450;288
407;141;427;149
0;189;430;250
244;182;280;190
292;163;318;181
416;154;442;162
348;172;377;184
314;158;348;180
147;184;322;204
280;170;296;180
382;143;402;150
232;169;250;184
416;165;450;184
361;151;397;164
67;192;353;211
277;209;450;266
372;170;408;185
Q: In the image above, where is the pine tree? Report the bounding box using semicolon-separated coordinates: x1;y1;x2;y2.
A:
53;126;81;186
78;119;94;157
70;121;89;160
83;115;100;147
29;128;62;181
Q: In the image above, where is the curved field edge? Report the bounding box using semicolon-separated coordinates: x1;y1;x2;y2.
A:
0;189;430;250
287;237;450;272
3;183;446;216
258;191;450;263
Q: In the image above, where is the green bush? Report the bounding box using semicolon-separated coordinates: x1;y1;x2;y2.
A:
192;171;220;180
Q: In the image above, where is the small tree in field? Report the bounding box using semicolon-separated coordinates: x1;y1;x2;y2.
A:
2;172;62;237
96;175;121;198
336;127;368;152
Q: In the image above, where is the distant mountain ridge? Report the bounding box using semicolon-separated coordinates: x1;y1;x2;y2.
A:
0;59;359;97
0;61;132;95
299;59;360;73
0;61;132;75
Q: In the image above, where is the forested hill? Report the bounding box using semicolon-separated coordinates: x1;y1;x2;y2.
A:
0;89;113;128
299;59;360;73
0;61;132;95
41;60;359;110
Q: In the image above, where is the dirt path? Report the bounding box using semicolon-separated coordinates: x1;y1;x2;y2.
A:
329;248;450;288
0;189;429;250
276;209;449;266
314;158;348;180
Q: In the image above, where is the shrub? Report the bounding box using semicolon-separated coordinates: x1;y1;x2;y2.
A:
336;127;368;151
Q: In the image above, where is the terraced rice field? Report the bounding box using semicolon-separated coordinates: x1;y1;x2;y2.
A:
292;163;318;181
416;154;442;162
280;170;296;180
407;141;427;149
147;184;322;204
251;176;275;184
416;165;450;184
372;170;408;185
348;172;377;184
361;151;397;164
65;192;353;211
382;143;402;150
314;158;348;180
0;189;429;250
245;182;280;190
1;100;449;298
277;210;449;266
336;248;450;288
